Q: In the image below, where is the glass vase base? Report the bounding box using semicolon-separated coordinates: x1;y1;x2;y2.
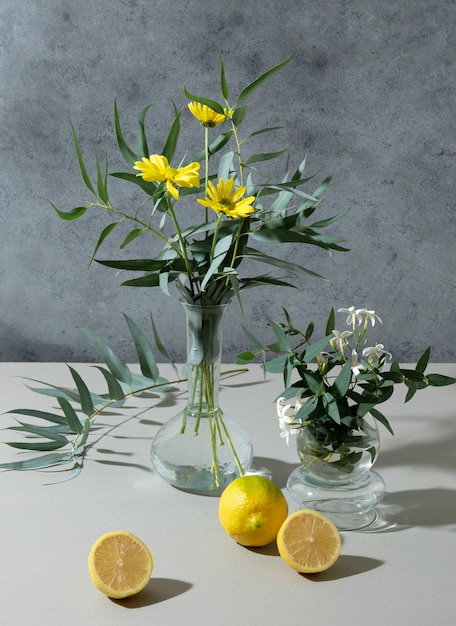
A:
150;411;254;496
287;466;386;531
150;458;247;496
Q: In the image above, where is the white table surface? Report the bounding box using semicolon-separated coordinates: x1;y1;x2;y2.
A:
1;362;455;626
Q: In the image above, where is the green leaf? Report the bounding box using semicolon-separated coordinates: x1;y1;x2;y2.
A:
405;381;419;403
303;335;332;363
121;274;162;288
323;392;341;424
201;234;233;291
183;87;225;114
415;346;431;374
244;146;289;165
119;228;145;250
241;325;264;351
89;221;122;264
114;99;137;166
70;121;95;194
295;396;318;422
311;208;350;229
264;354;290;374
94;366;126;401
162;104;181;163
80;327;132;385
426;373;456;387
399;369;426;382
332;359;352;399
57;397;83;434
220;59;229;99
7;408;67;425
325;308;335;336
370;408;394;435
242;247;326;280
191;130;233;162
95;151;109;203
110;171;157;196
137;103;153;158
268;319;292;352
236;52;296;105
6;440;69;451
149;311;178;374
96;258;168;272
7;422;70;441
236;351;255;364
67;366;94;417
0;452;73;471
49;202;88;221
231;106;246;126
123;313;159;381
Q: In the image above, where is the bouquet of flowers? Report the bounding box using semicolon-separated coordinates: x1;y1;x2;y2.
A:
239;306;456;473
52;53;348;306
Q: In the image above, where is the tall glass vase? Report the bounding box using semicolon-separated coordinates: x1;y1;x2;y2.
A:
150;302;254;495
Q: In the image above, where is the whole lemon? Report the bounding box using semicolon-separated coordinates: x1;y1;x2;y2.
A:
218;475;289;547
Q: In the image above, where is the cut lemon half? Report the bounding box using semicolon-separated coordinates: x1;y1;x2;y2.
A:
88;530;153;599
277;510;341;573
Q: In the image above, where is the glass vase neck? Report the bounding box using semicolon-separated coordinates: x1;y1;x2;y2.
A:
181;301;228;417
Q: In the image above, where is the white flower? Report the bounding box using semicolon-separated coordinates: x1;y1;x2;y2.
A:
356;308;382;327
276;396;302;445
338;306;363;328
330;329;352;353
362;343;392;361
350;349;366;376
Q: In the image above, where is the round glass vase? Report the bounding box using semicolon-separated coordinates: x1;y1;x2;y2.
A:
150;302;254;495
287;414;385;530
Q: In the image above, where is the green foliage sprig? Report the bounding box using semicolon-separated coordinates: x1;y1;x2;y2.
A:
238;306;456;468
0;315;246;482
51;54;349;308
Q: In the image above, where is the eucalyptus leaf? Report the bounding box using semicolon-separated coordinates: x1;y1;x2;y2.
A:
236;52;296;105
80;327;132;385
94;366;126;402
303;336;332;363
50;202;88;221
0;452;74;471
57;397;83;434
123;313;159;381
68;365;94;417
114;99;137;166
7;408;67;425
70;121;95;194
162;104;181;163
137;103;153;158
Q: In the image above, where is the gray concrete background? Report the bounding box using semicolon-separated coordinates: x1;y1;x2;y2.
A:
1;0;455;364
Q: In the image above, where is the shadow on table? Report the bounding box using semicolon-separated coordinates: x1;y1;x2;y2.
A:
111;577;193;608
249;456;298;489
364;487;456;533
302;555;384;581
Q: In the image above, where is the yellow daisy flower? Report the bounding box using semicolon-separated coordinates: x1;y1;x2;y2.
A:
197;178;255;219
188;102;226;127
134;154;200;200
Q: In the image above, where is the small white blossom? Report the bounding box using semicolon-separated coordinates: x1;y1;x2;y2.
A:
276;395;302;445
330;329;352;353
338;306;363;328
350;349;366;376
362;343;392;361
356;308;382;327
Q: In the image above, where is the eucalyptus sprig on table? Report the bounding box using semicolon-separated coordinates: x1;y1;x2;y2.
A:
0;315;247;482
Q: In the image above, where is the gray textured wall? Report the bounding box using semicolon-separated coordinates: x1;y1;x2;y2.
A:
1;0;455;364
